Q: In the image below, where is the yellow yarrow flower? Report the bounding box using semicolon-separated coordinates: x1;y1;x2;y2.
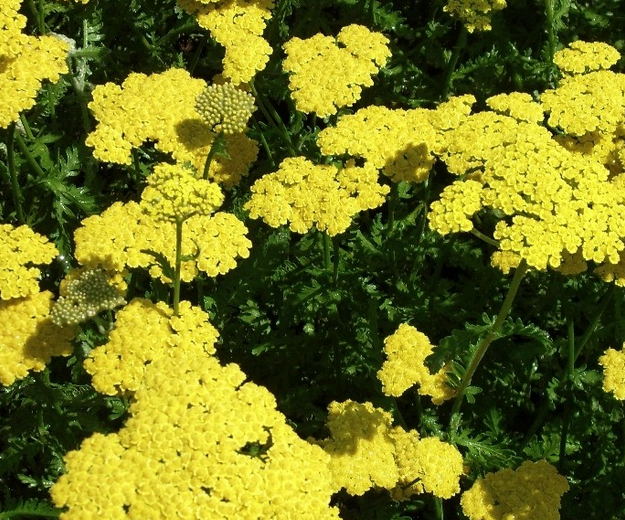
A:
391;427;464;500
53;305;340;519
283;24;390;118
0;223;58;300
0;291;75;386
443;0;507;32
315;400;399;495
553;40;621;75
177;0;274;84
460;460;569;520
74;201;251;282
598;344;625;400
195;82;256;134
486;92;544;124
377;323;455;404
140;162;224;222
244;157;389;236
0;0;69;127
85;68;258;186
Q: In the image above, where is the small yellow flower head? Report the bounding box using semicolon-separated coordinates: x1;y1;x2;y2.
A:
316;400;399;495
0;223;58;300
140;162;224;222
554;40;621;75
377;323;455;404
0;13;69;127
428;179;484;235
391;427;463;500
599;344;625;400
0;291;75;386
196;82;256;134
74;201;251;283
178;0;274;84
461;460;569;520
486;92;544;124
443;0;507;32
244;157;388;236
283;24;390;117
50;268;126;326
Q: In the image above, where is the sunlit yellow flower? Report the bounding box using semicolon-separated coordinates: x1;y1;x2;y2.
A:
599;344;625;400
283;24;390;117
244;157;389;236
553;40;621;75
0;223;58;300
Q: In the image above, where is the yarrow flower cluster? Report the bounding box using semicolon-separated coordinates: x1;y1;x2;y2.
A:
0;223;59;300
50;268;126;326
283;24;391;117
85;68;258;186
0;291;75;386
598;344;625;400
195;82;256;135
460;460;569;520
74;200;252;282
140;162;224;222
377;323;456;404
0;0;69;127
427;68;625;281
314;400;463;499
443;0;507;32
317;95;475;183
244;157;389;236
553;40;621;75
52;299;340;519
177;0;274;84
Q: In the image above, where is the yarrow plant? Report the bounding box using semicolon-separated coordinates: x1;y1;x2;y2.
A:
3;1;625;519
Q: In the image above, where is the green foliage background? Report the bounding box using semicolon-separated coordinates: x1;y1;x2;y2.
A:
2;0;625;518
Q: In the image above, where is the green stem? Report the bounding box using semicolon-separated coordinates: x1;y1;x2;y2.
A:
434;495;444;520
332;235;340;284
251;115;276;168
6;123;25;224
249;81;297;155
574;284;614;363
323;232;332;271
544;0;557;64
387;182;398;233
173;219;184;316
470;227;500;248
202;131;226;180
441;26;467;100
449;259;529;431
558;316;575;471
14;131;46;178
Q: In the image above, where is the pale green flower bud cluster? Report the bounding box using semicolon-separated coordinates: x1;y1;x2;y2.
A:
195;82;256;134
51;268;126;326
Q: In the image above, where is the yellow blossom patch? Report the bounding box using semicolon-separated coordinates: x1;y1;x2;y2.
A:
443;0;507;32
598;344;625;400
0;291;76;386
283;24;390;117
553;40;621;75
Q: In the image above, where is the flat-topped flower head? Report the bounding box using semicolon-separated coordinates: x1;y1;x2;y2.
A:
599;344;625;400
461;460;569;520
0;223;58;300
443;0;507;32
50;267;126;326
140;162;224;222
554;40;621;75
196;82;256;135
283;24;390;117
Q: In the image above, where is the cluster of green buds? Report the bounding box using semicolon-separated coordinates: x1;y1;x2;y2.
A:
195;82;256;134
50;267;126;326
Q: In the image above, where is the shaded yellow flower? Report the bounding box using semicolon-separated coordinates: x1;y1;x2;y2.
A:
461;460;569;520
0;291;75;386
444;0;507;32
